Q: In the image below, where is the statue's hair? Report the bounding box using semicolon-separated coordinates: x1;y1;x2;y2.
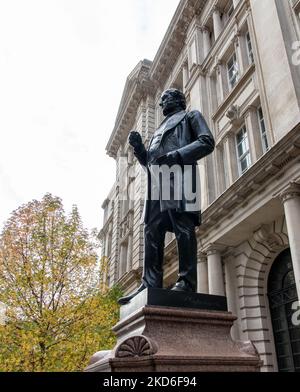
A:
162;88;187;110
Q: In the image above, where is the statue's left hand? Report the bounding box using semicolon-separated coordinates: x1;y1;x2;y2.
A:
128;131;143;150
156;151;181;166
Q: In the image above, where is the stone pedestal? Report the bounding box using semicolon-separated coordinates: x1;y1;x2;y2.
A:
85;289;261;372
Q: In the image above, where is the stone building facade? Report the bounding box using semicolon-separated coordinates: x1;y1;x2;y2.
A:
99;0;300;372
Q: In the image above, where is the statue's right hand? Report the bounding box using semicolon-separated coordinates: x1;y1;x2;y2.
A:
128;131;143;149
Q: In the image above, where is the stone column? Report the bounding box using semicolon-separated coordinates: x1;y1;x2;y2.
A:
207;246;225;296
224;253;240;340
208;72;218;114
281;183;300;300
215;61;228;103
215;144;226;195
239;32;251;69
119;242;127;278
197;252;209;294
182;63;189;92
126;234;133;273
105;232;110;257
233;34;245;75
212;7;223;40
223;131;238;186
244;106;263;162
202;27;211;58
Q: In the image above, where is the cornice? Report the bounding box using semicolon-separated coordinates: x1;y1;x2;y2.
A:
98;214;113;240
149;0;206;85
106;60;153;159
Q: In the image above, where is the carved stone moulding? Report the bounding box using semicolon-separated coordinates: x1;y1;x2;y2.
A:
115;335;157;359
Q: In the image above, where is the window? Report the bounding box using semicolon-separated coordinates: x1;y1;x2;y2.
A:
246;32;254;64
227;52;239;90
103;205;108;224
121;197;129;218
227;2;234;18
222;1;234;26
119;241;128;278
258;106;269;153
210;31;215;46
236;125;251;174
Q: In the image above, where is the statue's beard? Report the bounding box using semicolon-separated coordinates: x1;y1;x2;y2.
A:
163;103;182;117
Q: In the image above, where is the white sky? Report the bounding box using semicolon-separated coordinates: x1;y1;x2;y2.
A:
0;0;180;233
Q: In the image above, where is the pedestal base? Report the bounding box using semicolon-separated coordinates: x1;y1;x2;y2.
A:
85;289;261;372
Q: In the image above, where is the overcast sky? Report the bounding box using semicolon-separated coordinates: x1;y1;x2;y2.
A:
0;0;180;233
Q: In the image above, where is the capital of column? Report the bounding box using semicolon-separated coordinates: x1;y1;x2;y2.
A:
206;243;226;296
197;251;207;263
200;25;210;33
212;5;222;16
243;105;257;117
205;244;224;256
223;130;234;143
212;6;223;39
214;59;224;74
231;33;240;48
223;246;237;259
280;182;300;203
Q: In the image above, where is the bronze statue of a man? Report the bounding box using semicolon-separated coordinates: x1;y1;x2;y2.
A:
118;88;215;305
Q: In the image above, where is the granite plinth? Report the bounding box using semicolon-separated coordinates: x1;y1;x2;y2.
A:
120;288;227;320
85;290;262;372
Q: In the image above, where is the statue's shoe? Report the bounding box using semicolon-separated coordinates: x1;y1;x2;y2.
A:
171;280;196;292
117;284;147;305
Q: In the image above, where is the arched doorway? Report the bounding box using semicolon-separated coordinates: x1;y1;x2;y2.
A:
268;249;300;372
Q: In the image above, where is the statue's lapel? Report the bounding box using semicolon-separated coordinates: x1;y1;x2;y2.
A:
159;110;186;140
148;110;186;149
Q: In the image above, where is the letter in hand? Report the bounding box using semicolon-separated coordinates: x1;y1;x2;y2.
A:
128;131;143;150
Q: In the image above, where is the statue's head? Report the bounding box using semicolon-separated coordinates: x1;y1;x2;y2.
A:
159;88;186;117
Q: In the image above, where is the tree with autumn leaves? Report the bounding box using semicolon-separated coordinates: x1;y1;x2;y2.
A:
0;193;121;371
